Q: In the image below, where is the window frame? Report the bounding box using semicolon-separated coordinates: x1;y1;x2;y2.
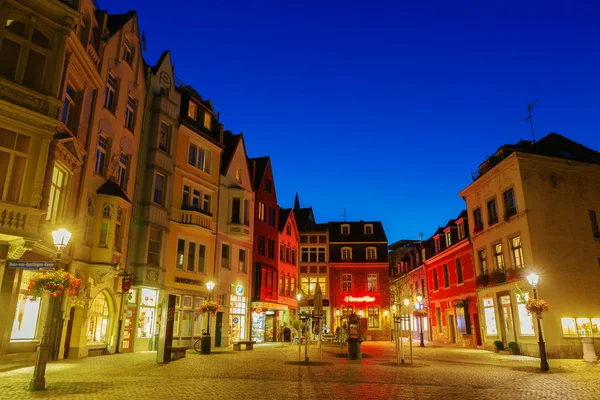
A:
487;198;498;225
153;173;165;206
366;247;377;261
103;73;118;112
342;274;352;292
124;94;136;131
341;247;352;261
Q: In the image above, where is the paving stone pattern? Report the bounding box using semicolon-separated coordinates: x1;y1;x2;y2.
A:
0;342;598;399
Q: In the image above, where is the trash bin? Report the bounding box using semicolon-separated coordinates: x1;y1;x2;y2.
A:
347;338;362;360
201;334;211;354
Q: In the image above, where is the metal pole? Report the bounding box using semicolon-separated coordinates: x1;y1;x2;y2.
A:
409;310;413;365
419;302;424;347
533;287;549;371
400;316;405;364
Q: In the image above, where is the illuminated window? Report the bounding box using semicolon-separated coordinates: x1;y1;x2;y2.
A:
493;243;504;271
367;274;378;292
99;222;109;247
577;318;592;337
87;292;110;343
561;318;577;337
138;288;157;338
516;293;534;335
483;298;498;336
258;202;266;221
176;239;185;270
455;305;468;334
188;101;197;119
478;249;487;274
511;236;524;269
203;111;212;130
368;306;380;328
46;166;67;225
301;276;327;296
342;274;352;292
445;231;451;247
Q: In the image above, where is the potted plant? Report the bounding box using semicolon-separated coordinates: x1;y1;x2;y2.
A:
27;269;81;300
476;274;490;288
493;340;504;352
526;298;549;315
412;309;428;318
508;342;520;355
490;270;506;284
198;300;218;315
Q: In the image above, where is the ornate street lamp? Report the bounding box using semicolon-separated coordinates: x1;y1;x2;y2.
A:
527;273;549;371
206;280;215;333
416;293;424;347
30;229;72;390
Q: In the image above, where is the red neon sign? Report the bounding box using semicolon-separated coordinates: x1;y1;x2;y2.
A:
343;295;377;303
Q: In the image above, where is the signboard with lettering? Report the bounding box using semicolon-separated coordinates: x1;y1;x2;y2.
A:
7;261;55;270
342;295;378;304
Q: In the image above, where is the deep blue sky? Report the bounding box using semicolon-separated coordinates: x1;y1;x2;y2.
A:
102;0;600;243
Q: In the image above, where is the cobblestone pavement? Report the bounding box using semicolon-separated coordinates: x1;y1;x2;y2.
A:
0;342;598;400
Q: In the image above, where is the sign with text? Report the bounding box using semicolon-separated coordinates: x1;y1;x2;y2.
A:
7;261;55;270
342;295;379;304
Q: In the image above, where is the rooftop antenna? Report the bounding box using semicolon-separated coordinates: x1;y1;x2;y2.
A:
512;98;538;143
339;207;347;222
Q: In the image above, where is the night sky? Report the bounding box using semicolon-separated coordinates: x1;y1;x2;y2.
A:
100;0;600;243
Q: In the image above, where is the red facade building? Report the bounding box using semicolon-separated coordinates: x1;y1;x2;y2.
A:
425;211;482;347
277;209;300;323
249;156;281;342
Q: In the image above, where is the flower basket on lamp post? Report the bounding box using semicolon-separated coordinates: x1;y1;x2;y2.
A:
525;299;549;315
27;270;81;300
412;309;427;318
198;301;218;315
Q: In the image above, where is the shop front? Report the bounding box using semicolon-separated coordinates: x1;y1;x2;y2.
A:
229;285;249;343
130;287;160;352
335;294;388;341
251;301;288;343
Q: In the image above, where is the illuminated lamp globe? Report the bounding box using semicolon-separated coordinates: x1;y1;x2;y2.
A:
527;273;539;288
52;228;72;252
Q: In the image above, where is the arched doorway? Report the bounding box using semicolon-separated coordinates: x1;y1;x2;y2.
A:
86;290;115;355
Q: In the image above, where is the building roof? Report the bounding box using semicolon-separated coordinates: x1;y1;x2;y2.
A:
150;50;170;74
106;11;136;37
96;180;131;203
248;156;269;191
327;221;387;243
221;130;242;174
278;208;292;231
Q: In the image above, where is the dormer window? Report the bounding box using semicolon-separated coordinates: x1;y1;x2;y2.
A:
445;231;451;247
341;247;352;261
457;223;465;240
434;238;441;253
364;224;373;235
341;224;350;235
123;38;133;65
366;247;377;260
188;101;197;119
235;168;241;183
203;111;212;130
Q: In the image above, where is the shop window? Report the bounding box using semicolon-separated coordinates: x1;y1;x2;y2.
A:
368;306;380;328
516;293;534;335
0;129;30;202
455;305;469;334
193;297;205;335
87;291;110;343
138;288;157;338
483;297;498;336
11;270;42;341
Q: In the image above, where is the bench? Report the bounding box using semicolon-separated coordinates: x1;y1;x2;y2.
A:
171;346;188;360
232;341;256;351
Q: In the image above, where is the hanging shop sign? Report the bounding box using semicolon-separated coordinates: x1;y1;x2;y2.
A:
236;285;244;295
121;276;132;292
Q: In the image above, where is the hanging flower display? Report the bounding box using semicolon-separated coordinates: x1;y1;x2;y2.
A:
412;309;428;318
198;300;218;315
526;298;549;315
27;269;81;300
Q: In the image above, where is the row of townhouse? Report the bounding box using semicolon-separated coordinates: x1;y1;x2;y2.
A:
390;132;600;358
0;0;305;363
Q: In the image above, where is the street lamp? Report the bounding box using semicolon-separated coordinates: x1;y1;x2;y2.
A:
403;298;413;365
416;293;424;347
30;228;72;390
527;273;549;372
206;281;215;334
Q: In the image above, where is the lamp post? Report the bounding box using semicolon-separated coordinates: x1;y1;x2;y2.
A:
206;281;215;345
416;293;424;348
404;298;412;365
30;228;72;390
527;273;549;372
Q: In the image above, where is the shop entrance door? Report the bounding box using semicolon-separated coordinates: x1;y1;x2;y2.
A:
447;313;457;343
473;313;482;346
499;294;516;345
215;312;223;347
265;314;275;341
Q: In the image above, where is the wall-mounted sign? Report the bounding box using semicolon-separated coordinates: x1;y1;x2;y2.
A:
236;285;243;295
7;261;54;270
343;295;376;303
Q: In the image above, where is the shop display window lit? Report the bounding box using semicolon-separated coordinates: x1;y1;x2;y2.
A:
193;297;205;335
561;317;600;337
251;311;265;343
483;297;498;336
137;288;158;338
11;271;41;341
181;311;192;337
229;295;247;342
516;293;534;335
88;291;110;343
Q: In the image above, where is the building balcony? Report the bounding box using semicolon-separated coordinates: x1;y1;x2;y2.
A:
0;77;61;119
227;218;251;238
0;202;45;239
152;94;179;120
172;207;215;233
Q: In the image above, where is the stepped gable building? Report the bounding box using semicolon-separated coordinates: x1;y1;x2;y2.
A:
459;132;600;358
249;156;281;342
329;220;390;341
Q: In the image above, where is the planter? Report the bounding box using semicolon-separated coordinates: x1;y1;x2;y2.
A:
476;274;490;288
582;337;598;363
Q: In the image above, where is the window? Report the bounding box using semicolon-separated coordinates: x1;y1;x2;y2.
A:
445;231;451;247
46;166;67;225
456;305;469;334
443;264;449;288
561;318;600;337
94;134;108;175
483;297;498;336
123;38;133;64
487;199;498;225
87;292;110;343
188;143;197;167
265;179;272;193
203;194;211;214
198;245;206;273
125;95;136;130
157;123;170;153
432;269;439;290
268;239;275;259
258;236;265;256
511;236;524;269
318;236;326;243
231;197;241;223
243;199;250;225
235;168;242;183
341;247;352;261
61;84;78;131
117;151;129;189
10;270;42;341
114;207;123;251
493;243;504;271
301;276;327;296
366;247;377;260
434;238;441;253
153;173;165;205
188;101;197;119
368;306;380;328
279;274;284;295
457;223;465;240
269;207;276;227
203;111;212;130
285;247;291;263
258;202;266;221
516;293;534;335
221;244;230;269
456;258;463;284
473;208;483;230
176;239;185;269
99;222;109;247
341;224;350;234
364;224;373;234
503;189;517;216
478;249;487;274
590;210;600;237
239;249;246;272
187;242;196;272
367;274;378;292
291;250;296;265
435;307;442;333
147;228;162;266
102;204;112;219
342;274;352;292
104;74;117;112
159;86;169;97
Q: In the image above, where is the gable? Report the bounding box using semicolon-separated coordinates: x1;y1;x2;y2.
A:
226;136;252;192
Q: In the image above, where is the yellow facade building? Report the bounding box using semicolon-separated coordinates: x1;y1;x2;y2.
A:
460;133;600;358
